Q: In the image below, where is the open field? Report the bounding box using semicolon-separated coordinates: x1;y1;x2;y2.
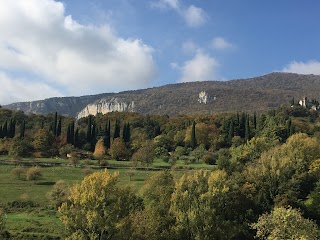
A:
0;157;207;239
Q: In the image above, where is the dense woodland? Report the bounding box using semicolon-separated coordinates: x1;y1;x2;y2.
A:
0;103;320;239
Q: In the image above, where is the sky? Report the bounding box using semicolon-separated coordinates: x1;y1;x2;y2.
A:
1;0;320;105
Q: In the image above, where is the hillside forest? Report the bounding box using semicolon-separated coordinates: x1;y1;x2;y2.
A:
0;101;320;239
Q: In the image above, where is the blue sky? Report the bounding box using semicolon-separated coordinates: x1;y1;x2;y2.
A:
1;0;320;105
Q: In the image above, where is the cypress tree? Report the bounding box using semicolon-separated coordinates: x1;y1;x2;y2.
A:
0;125;2;138
122;123;131;143
53;112;58;136
227;120;234;145
104;120;111;149
8;119;15;138
66;125;71;144
113;119;120;139
56;118;62;137
245;115;251;141
90;123;96;151
286;118;293;138
70;121;75;145
20;120;25;138
190;121;196;149
239;112;246;138
86;116;92;142
253;112;257;130
74;129;79;148
3;121;7;138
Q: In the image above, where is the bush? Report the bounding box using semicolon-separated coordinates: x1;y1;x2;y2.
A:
47;180;69;208
11;167;26;180
59;144;74;158
203;152;218;165
26;166;42;181
161;156;170;163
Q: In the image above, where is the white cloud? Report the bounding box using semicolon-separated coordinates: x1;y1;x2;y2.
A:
0;0;156;104
151;0;180;10
183;5;206;28
281;60;320;75
178;51;219;83
212;37;233;50
0;72;63;105
152;0;206;28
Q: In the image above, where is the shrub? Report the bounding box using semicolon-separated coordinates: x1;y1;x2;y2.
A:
11;167;26;180
59;144;74;158
26;166;42;181
47;180;69;208
203;152;218;165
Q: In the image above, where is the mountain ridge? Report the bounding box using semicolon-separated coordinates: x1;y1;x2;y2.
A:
4;72;320;117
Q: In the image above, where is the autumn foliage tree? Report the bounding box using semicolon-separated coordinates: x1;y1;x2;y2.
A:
59;170;142;240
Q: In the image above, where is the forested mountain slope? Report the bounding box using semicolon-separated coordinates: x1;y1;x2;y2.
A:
5;72;320;117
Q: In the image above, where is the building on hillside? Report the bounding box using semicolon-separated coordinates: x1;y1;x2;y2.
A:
298;97;319;110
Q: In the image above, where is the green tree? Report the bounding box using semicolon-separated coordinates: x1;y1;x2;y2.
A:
190;121;196;149
109;138;127;160
131;140;155;167
53;112;58;136
251;206;319;240
104;120;111;149
19;120;25;138
8;137;31;157
130;171;175;240
56;117;62;137
59;170;142;240
170;170;251;240
113;119;120;139
47;180;69;209
33;129;55;155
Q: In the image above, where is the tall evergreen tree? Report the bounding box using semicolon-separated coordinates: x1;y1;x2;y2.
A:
20;120;25;139
253;112;257;130
74;129;79;148
227;120;234;145
239;112;246;138
245;115;251;141
90;123;96;151
190;121;196;149
66;125;71;144
70;121;75;145
8;118;16;138
286;118;294;138
56;118;62;137
113;119;120;139
0;125;3;138
86;116;92;143
122;123;131;144
3;121;7;138
104;120;111;149
53;112;58;136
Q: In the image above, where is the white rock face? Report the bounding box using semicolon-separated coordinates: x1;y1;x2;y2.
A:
198;91;208;104
77;97;135;119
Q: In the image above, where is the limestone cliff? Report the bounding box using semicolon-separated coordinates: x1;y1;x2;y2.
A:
76;97;135;119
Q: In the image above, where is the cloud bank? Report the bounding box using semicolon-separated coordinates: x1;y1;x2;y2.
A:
0;0;156;104
282;60;320;75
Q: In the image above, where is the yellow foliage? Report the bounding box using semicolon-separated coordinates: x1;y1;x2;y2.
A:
93;138;106;159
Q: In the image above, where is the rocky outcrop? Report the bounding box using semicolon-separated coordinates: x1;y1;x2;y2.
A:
76;98;135;119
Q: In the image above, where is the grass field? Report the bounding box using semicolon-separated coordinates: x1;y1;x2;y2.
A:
0;156;214;239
